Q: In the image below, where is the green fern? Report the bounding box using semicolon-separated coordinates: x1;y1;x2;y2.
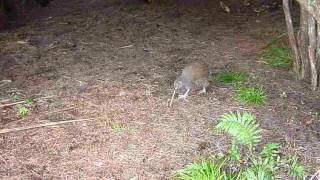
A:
215;112;262;149
229;144;241;161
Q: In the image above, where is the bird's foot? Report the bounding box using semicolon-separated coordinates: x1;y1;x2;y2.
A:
198;87;206;94
178;94;189;101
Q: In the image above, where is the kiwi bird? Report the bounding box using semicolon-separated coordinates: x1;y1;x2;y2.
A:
169;61;210;106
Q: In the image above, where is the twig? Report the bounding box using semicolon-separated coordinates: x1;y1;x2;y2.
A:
0;95;58;108
0;117;100;134
309;170;320;180
0;101;26;108
119;45;133;49
229;106;252;111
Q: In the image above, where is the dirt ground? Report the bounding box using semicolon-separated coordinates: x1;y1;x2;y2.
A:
0;0;319;179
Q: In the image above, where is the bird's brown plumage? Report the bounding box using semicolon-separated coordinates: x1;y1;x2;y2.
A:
181;61;209;82
169;60;210;107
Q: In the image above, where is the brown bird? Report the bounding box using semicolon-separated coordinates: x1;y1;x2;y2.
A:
169;61;210;106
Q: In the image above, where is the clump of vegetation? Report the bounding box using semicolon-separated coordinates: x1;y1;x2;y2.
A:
111;122;125;133
17;104;30;117
174;157;228;180
216;71;248;85
174;112;306;180
235;86;267;105
16;98;35;117
261;44;293;69
312;111;320;119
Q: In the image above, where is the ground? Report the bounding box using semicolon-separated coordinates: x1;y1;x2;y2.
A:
0;0;319;179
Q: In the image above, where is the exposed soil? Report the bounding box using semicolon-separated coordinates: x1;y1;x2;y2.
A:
0;0;319;179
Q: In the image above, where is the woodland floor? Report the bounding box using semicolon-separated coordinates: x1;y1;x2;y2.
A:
0;0;320;179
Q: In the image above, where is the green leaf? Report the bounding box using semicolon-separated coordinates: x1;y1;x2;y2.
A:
287;155;305;179
215;112;262;149
229;144;241;161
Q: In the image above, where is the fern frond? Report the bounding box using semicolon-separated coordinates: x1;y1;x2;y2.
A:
215;112;262;149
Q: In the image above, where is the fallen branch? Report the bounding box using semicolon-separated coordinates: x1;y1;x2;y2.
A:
0;117;100;134
0;95;58;109
119;44;133;49
0;101;26;108
309;170;320;180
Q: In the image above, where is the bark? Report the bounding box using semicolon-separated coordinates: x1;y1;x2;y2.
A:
297;7;310;79
295;0;320;23
316;22;320;86
308;15;318;90
283;0;302;77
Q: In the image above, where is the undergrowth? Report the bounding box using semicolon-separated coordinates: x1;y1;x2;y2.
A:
216;71;248;85
261;44;292;69
16;98;34;117
174;112;306;180
235;86;267;105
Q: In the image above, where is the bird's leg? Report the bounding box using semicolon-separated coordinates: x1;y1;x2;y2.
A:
198;86;206;94
178;88;190;100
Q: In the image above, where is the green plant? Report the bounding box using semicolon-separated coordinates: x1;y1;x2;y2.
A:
11;94;19;101
175;112;306;180
229;144;241;161
261;45;292;68
215;112;261;150
243;144;281;180
216;71;248;85
111;122;125;133
174;157;229;180
235;86;267;105
286;155;305;179
312;111;320;119
24;98;34;105
17;105;29;117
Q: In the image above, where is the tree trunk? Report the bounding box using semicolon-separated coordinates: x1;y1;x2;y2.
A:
283;0;302;78
308;15;317;90
295;0;320;23
297;6;310;79
316;22;320;87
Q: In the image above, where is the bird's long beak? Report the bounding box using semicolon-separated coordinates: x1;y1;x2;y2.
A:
169;90;176;107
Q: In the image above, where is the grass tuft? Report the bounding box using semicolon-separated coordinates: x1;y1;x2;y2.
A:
216;71;248;85
261;45;292;68
236;86;267;105
173;158;228;180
